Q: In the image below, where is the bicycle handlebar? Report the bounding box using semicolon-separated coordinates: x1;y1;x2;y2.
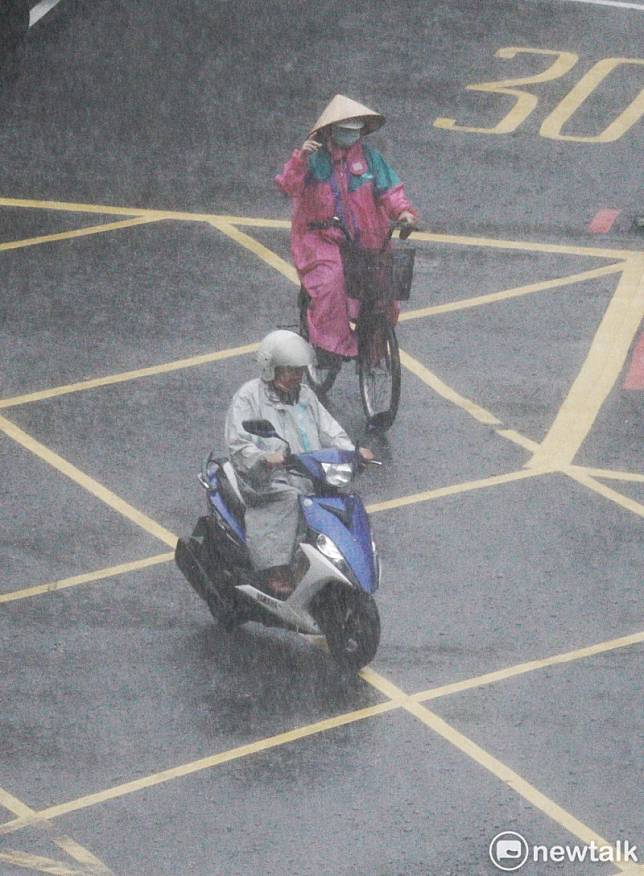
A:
308;216;415;243
307;216;350;238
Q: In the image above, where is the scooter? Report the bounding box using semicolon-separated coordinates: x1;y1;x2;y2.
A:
175;419;382;671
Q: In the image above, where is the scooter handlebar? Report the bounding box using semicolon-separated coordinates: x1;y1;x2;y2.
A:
355;453;382;473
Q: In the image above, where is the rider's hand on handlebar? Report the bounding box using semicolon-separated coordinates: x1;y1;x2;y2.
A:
264;451;287;470
358;447;375;463
300;138;322;156
397;210;416;227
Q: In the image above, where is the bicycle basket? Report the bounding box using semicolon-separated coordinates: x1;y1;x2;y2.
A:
341;244;415;302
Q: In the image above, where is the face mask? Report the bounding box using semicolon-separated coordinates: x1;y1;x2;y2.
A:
331;125;361;148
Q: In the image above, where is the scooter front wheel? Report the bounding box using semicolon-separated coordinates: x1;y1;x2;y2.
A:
315;585;380;671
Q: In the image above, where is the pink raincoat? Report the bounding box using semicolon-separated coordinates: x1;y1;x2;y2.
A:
275;139;416;357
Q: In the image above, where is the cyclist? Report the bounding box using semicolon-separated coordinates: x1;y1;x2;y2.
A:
275;94;418;367
225;330;373;599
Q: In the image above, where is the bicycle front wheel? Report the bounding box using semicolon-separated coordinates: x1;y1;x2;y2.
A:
358;315;401;430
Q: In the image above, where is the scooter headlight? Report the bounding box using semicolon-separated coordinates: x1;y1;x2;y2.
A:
314;533;356;586
321;462;353;488
316;533;344;561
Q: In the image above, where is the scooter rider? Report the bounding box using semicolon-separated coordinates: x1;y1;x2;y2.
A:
225;330;374;599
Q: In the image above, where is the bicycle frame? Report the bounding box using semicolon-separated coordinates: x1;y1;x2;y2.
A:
303;216;413;429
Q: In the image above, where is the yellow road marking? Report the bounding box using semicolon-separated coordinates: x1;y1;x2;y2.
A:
0;342;259;410
528;256;644;470
3;470;547;607
45;838;111;875
0;788;111;873
411;630;644;701
0;416;177;547
1;197;640;257
495;428;540;452
0;222;633;418
399;261;627;321
361;668;633;871
573;466;644;483
1;202;640;854
0;702;399;829
408;229;639;260
395;354;644;519
0;849;86;874
567;469;644;518
0;632;640;845
0;789;34;821
366;468;544;514
0;197;291;226
0;216;166;253
208;220;299;284
0;196;150;217
0;553;174;605
399;348;502;424
1;202;641;865
405;700;633;872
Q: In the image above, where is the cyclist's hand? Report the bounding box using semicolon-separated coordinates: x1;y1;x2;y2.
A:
264;451;287;470
301;138;322;155
397;210;416;226
358;447;375;463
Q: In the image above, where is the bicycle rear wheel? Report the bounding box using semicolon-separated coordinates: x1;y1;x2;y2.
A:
358;314;401;430
298;288;341;396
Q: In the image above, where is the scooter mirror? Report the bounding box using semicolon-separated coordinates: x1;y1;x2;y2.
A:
242;419;280;440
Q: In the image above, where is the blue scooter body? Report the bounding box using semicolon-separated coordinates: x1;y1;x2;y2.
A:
175;429;382;669
205;447;377;595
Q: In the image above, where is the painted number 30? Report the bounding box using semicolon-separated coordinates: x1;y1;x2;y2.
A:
434;48;644;143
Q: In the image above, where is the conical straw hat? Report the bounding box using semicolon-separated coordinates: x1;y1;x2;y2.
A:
309;94;385;136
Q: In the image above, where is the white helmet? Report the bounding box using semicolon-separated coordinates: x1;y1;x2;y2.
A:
256;330;315;381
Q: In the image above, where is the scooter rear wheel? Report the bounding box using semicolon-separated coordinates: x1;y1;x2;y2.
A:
315;585;380;671
204;567;247;632
205;588;246;632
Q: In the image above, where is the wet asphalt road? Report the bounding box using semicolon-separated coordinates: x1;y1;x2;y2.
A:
0;1;642;874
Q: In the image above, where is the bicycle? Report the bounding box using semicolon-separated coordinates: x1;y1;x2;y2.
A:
298;217;415;431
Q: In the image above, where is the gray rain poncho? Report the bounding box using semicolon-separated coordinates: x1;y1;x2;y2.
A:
225;378;354;570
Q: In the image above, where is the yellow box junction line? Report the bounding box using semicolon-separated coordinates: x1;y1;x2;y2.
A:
0;215;166;253
528;255;644;471
361;664;644;875
0;786;112;873
1;213;642;601
2;200;643;868
1;195;640;258
0;632;641;872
